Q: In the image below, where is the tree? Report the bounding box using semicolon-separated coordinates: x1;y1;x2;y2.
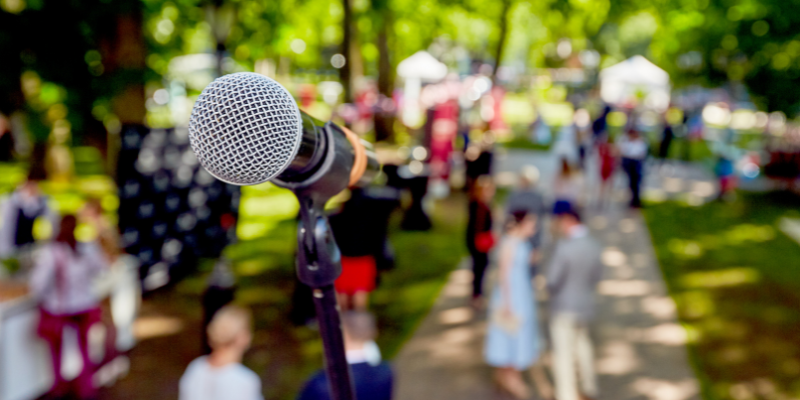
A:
372;0;394;140
0;0;146;155
491;0;512;85
341;0;354;103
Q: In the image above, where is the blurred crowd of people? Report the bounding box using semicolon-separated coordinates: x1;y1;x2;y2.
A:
0;167;124;400
459;98;704;399
466;163;605;399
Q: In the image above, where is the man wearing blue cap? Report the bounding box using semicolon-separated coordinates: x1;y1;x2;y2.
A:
547;207;604;400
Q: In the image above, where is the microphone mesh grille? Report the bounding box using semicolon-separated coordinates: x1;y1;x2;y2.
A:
188;72;303;185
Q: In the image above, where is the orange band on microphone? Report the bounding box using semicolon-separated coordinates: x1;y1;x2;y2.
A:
341;126;367;187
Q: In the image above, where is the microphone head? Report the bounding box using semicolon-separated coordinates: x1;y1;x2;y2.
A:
188;72;303;185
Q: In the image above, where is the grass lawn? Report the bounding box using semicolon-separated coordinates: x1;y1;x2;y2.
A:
642;192;800;400
499;124;555;151
150;193;467;400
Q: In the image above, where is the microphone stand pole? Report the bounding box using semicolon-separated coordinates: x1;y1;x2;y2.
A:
278;119;374;400
295;196;356;400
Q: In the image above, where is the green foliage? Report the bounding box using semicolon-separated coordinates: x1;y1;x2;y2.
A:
0;0;146;145
644;192;800;399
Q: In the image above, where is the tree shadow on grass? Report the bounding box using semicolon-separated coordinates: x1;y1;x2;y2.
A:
644;192;800;400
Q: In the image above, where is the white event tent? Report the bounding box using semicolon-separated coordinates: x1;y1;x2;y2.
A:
397;51;448;127
599;55;671;111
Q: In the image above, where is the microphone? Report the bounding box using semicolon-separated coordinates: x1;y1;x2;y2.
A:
188;72;378;400
188;72;379;196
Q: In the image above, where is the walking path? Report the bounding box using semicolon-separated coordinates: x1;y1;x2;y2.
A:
394;149;700;400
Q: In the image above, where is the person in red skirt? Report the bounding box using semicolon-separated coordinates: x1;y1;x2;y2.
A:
597;134;618;208
334;255;377;311
329;188;398;311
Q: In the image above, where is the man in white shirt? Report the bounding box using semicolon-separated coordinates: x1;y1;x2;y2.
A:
179;305;263;400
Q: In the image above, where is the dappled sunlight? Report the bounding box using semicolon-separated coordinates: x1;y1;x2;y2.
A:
602;247;627;267
133;316;184;340
234;258;280;276
598;280;651;297
449;269;473;284
639;323;688;346
631;377;698;400
690;181;715;198
641;296;677;320
438;307;473;325
680;267;760;289
238;192;299;218
724;224;775;244
668;239;703;259
441;269;473;298
663;177;684;193
643;188;668;203
597;340;639;375
442;284;471;298
642;189;800;398
677;290;714;319
439;326;475;346
727;378;784;400
778;217;800;245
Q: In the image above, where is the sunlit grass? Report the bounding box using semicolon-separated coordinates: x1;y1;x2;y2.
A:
643;192;800;400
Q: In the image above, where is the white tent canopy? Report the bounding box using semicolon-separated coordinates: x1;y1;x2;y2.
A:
599;55;671;111
397;51;448;82
397;51;448;127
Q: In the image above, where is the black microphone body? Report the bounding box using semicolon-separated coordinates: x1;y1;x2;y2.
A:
274;110;378;201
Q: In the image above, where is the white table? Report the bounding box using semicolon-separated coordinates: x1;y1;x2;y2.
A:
0;255;140;400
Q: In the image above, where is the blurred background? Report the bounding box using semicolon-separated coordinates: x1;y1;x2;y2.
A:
0;0;799;399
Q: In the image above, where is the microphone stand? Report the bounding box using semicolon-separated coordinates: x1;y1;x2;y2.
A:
295;196;356;400
280;120;364;400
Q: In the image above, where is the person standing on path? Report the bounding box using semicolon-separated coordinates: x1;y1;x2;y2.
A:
553;158;585;211
505;166;547;271
466;176;495;307
546;207;604;400
596;133;618;208
485;211;541;399
619;128;648;208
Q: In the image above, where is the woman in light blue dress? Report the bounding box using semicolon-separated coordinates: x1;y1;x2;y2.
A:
485;210;541;399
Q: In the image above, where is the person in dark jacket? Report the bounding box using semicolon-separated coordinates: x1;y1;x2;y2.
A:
297;312;393;400
466;176;495;306
0;167;56;258
329;187;400;310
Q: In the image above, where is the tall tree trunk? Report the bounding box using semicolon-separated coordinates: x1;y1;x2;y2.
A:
340;0;353;104
492;0;512;86
104;12;146;175
374;10;394;142
108;14;146;126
